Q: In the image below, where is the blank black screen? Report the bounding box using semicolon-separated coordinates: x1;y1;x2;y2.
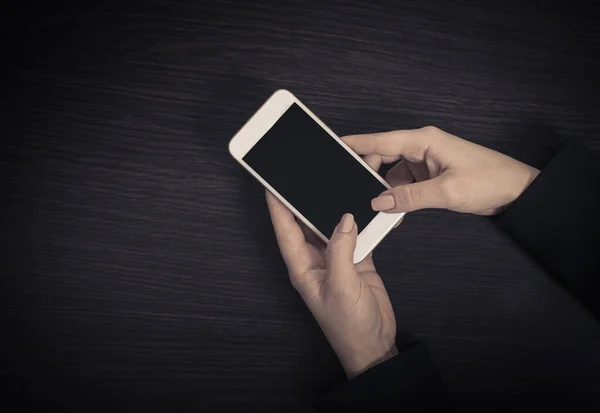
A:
244;103;386;237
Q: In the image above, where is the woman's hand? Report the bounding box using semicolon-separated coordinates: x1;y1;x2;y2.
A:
265;191;398;378
343;126;540;215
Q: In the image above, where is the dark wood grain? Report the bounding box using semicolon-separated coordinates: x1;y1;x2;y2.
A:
2;0;600;411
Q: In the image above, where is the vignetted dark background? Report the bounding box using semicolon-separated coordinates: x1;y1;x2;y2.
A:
2;1;600;412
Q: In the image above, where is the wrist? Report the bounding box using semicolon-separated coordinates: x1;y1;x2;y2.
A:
513;164;540;199
340;342;399;379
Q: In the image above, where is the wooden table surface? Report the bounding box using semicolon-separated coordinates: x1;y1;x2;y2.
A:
2;1;600;411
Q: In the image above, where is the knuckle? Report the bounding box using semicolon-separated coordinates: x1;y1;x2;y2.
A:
421;126;450;145
422;125;442;136
395;185;420;208
326;236;346;257
326;239;339;258
373;133;384;153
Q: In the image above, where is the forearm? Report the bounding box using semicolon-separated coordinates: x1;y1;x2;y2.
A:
495;140;600;317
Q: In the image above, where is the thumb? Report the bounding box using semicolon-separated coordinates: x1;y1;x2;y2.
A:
327;214;360;281
371;177;450;213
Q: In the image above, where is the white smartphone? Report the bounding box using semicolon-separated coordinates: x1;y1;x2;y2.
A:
228;90;404;263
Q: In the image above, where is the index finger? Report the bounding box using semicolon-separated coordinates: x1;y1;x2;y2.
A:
265;190;312;272
342;128;434;162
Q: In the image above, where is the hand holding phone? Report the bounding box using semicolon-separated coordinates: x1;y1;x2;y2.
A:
228;90;404;263
343;127;540;215
265;190;398;378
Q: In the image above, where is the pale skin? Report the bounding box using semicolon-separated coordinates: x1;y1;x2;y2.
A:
266;126;541;377
266;193;398;378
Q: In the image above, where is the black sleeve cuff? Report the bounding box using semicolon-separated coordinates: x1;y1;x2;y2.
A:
315;342;453;412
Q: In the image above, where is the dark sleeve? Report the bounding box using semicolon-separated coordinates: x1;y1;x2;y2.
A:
495;140;600;318
315;342;454;412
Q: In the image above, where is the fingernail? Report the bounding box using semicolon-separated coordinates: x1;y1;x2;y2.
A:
371;195;395;211
338;213;354;233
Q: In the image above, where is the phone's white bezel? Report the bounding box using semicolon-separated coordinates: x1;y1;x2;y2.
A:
228;89;404;263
